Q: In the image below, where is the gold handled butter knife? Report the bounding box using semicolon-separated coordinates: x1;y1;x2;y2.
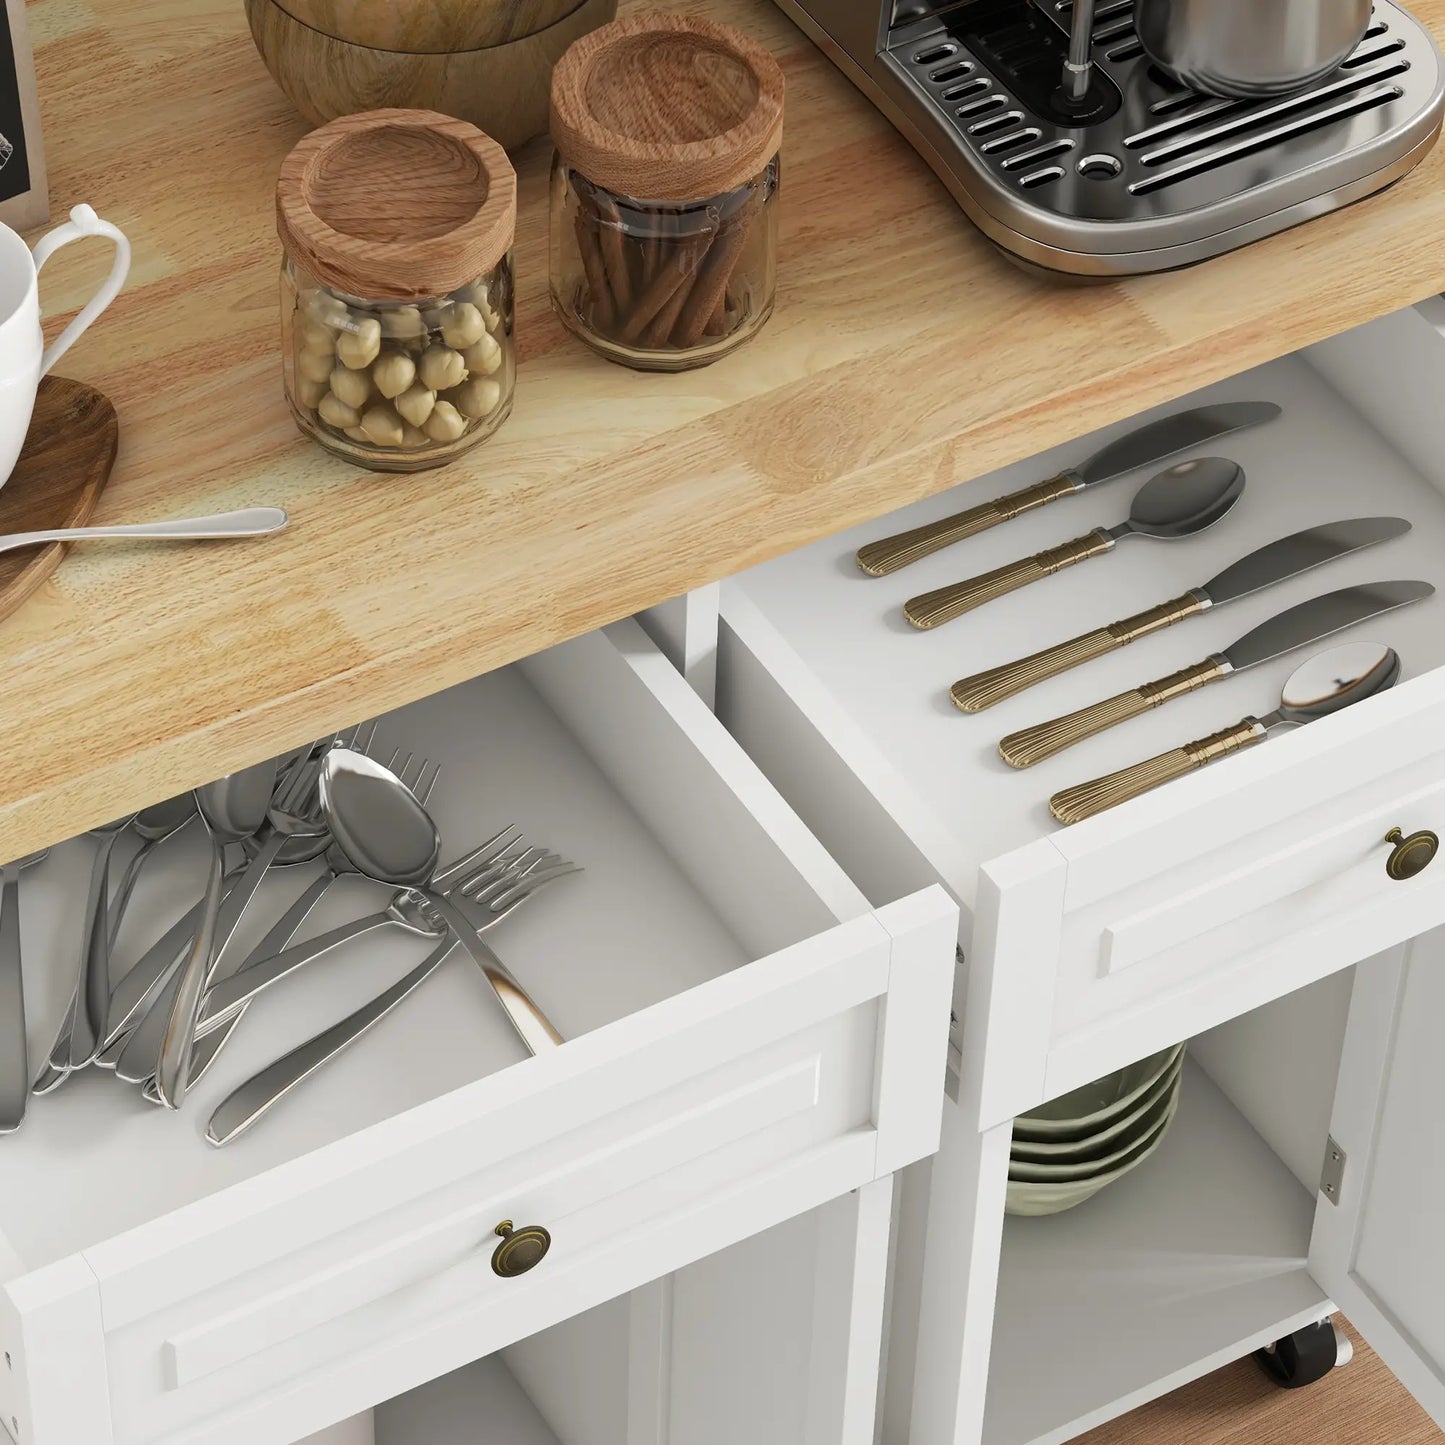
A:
950;516;1410;713
1049;641;1401;824
855;402;1280;577
1000;580;1433;766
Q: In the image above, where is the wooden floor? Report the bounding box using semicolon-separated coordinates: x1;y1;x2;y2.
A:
1078;1321;1443;1444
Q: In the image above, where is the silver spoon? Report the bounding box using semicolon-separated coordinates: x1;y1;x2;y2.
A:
37;797;200;1085
170;752;415;1095
139;870;339;1105
100;743;337;1079
39;815;137;1079
152;758;334;1098
320;748;564;1054
112;754;328;1087
92;860;247;1072
1051;640;1401;824
152;760;278;1107
904;458;1247;630
0;507;287;559
108;793;199;948
1;849;49;1131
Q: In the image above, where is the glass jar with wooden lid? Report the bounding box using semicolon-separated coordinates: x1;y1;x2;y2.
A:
277;108;517;472
548;15;784;372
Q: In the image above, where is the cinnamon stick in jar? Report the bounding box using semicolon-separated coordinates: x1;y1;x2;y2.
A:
592;191;635;316
670;197;759;349
573;207;614;331
619;229;712;344
549;13;784;370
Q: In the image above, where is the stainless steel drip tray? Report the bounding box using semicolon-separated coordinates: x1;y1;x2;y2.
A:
874;0;1445;273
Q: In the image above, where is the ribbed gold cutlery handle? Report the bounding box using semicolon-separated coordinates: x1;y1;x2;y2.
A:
1050;718;1264;824
856;473;1078;577
904;530;1113;630
999;657;1228;767
950;593;1206;713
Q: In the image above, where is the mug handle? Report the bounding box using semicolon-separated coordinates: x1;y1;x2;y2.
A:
30;203;132;375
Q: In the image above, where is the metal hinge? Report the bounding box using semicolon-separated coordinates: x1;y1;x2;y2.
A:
1319;1135;1347;1206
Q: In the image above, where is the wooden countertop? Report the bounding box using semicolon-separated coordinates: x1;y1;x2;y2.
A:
6;0;1445;859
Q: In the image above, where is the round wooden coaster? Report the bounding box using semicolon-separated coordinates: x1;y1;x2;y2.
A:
0;376;119;625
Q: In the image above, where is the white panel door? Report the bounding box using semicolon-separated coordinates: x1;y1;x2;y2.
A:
1310;925;1445;1429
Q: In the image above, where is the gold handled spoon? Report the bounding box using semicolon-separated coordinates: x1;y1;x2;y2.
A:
904;458;1245;630
1050;641;1400;825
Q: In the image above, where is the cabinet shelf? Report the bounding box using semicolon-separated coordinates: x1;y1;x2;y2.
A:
376;1356;562;1445
984;1059;1327;1445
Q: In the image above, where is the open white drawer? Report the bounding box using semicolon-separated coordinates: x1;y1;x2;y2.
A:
715;301;1445;1134
0;620;956;1445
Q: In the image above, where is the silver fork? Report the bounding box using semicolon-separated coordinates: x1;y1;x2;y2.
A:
205;853;580;1145
193;828;543;1032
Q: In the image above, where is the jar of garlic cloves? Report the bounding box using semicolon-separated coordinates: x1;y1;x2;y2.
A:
548;15;784;372
277;109;517;471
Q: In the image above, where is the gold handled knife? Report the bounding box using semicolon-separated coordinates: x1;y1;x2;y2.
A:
951;516;1410;712
1000;579;1433;766
1049;641;1402;824
855;402;1280;577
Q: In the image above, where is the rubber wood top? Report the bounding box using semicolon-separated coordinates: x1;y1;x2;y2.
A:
0;378;117;629
277;109;517;299
550;14;785;198
5;0;1445;863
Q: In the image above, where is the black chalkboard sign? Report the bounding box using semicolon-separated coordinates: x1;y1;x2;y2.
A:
0;0;47;230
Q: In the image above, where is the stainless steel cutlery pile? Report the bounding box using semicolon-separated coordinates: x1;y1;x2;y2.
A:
857;401;1432;823
1;723;579;1139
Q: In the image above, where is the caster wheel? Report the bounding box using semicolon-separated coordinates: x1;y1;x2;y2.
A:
1254;1320;1349;1389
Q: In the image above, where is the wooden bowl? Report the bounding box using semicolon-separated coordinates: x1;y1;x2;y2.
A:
263;0;583;50
245;0;619;151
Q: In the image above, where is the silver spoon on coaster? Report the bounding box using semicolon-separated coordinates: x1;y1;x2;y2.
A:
0;507;286;558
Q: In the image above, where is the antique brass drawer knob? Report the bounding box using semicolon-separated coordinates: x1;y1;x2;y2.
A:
491;1219;552;1278
1385;827;1439;881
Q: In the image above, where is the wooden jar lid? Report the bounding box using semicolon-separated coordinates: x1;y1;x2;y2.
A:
549;14;785;200
272;0;582;53
276;109;517;302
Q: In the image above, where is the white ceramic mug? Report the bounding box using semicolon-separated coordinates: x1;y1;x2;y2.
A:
0;203;130;486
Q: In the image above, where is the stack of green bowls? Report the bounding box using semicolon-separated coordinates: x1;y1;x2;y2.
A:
1008;1043;1186;1218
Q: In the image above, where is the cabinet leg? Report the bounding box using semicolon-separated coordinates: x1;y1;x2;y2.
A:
1254;1319;1350;1389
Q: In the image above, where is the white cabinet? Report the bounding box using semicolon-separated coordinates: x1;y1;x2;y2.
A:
0;620;957;1445
11;290;1445;1445
711;300;1445;1444
365;1183;895;1445
1311;927;1445;1427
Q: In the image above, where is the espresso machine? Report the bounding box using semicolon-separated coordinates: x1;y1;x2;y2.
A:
774;0;1445;274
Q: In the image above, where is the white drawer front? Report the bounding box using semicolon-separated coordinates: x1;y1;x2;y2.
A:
98;913;887;1443
1003;668;1445;1124
6;897;952;1445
